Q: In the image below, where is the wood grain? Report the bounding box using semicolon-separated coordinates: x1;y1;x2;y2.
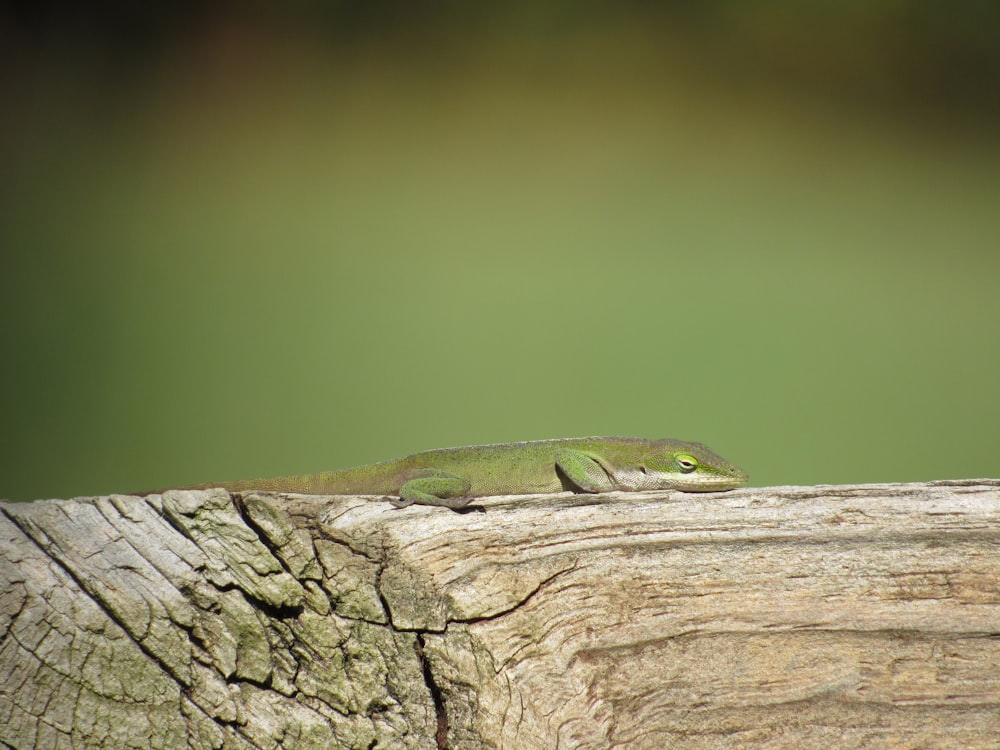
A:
2;480;998;748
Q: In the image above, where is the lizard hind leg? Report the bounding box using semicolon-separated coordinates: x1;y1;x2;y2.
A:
392;470;473;509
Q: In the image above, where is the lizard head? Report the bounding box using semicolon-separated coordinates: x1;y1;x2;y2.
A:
621;440;749;492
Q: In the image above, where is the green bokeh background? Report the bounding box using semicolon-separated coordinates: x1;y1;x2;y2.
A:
2;3;999;500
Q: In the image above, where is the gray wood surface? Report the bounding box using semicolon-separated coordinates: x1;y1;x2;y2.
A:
2;481;999;749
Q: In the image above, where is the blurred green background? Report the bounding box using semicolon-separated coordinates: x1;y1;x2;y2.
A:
2;2;999;501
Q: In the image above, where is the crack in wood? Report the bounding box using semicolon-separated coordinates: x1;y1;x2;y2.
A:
415;634;449;750
454;563;578;627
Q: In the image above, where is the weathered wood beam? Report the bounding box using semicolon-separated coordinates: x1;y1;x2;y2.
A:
2;481;999;749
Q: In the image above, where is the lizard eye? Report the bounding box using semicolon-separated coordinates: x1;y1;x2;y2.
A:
675;454;699;473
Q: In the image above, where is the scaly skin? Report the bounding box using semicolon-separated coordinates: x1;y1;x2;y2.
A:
164;436;748;509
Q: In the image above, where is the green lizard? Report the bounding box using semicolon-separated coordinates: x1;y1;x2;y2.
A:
158;437;747;509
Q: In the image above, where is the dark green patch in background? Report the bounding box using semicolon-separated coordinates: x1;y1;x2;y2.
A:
2;3;999;500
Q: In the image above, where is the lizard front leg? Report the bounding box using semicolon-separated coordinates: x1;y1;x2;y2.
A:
553;449;616;493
